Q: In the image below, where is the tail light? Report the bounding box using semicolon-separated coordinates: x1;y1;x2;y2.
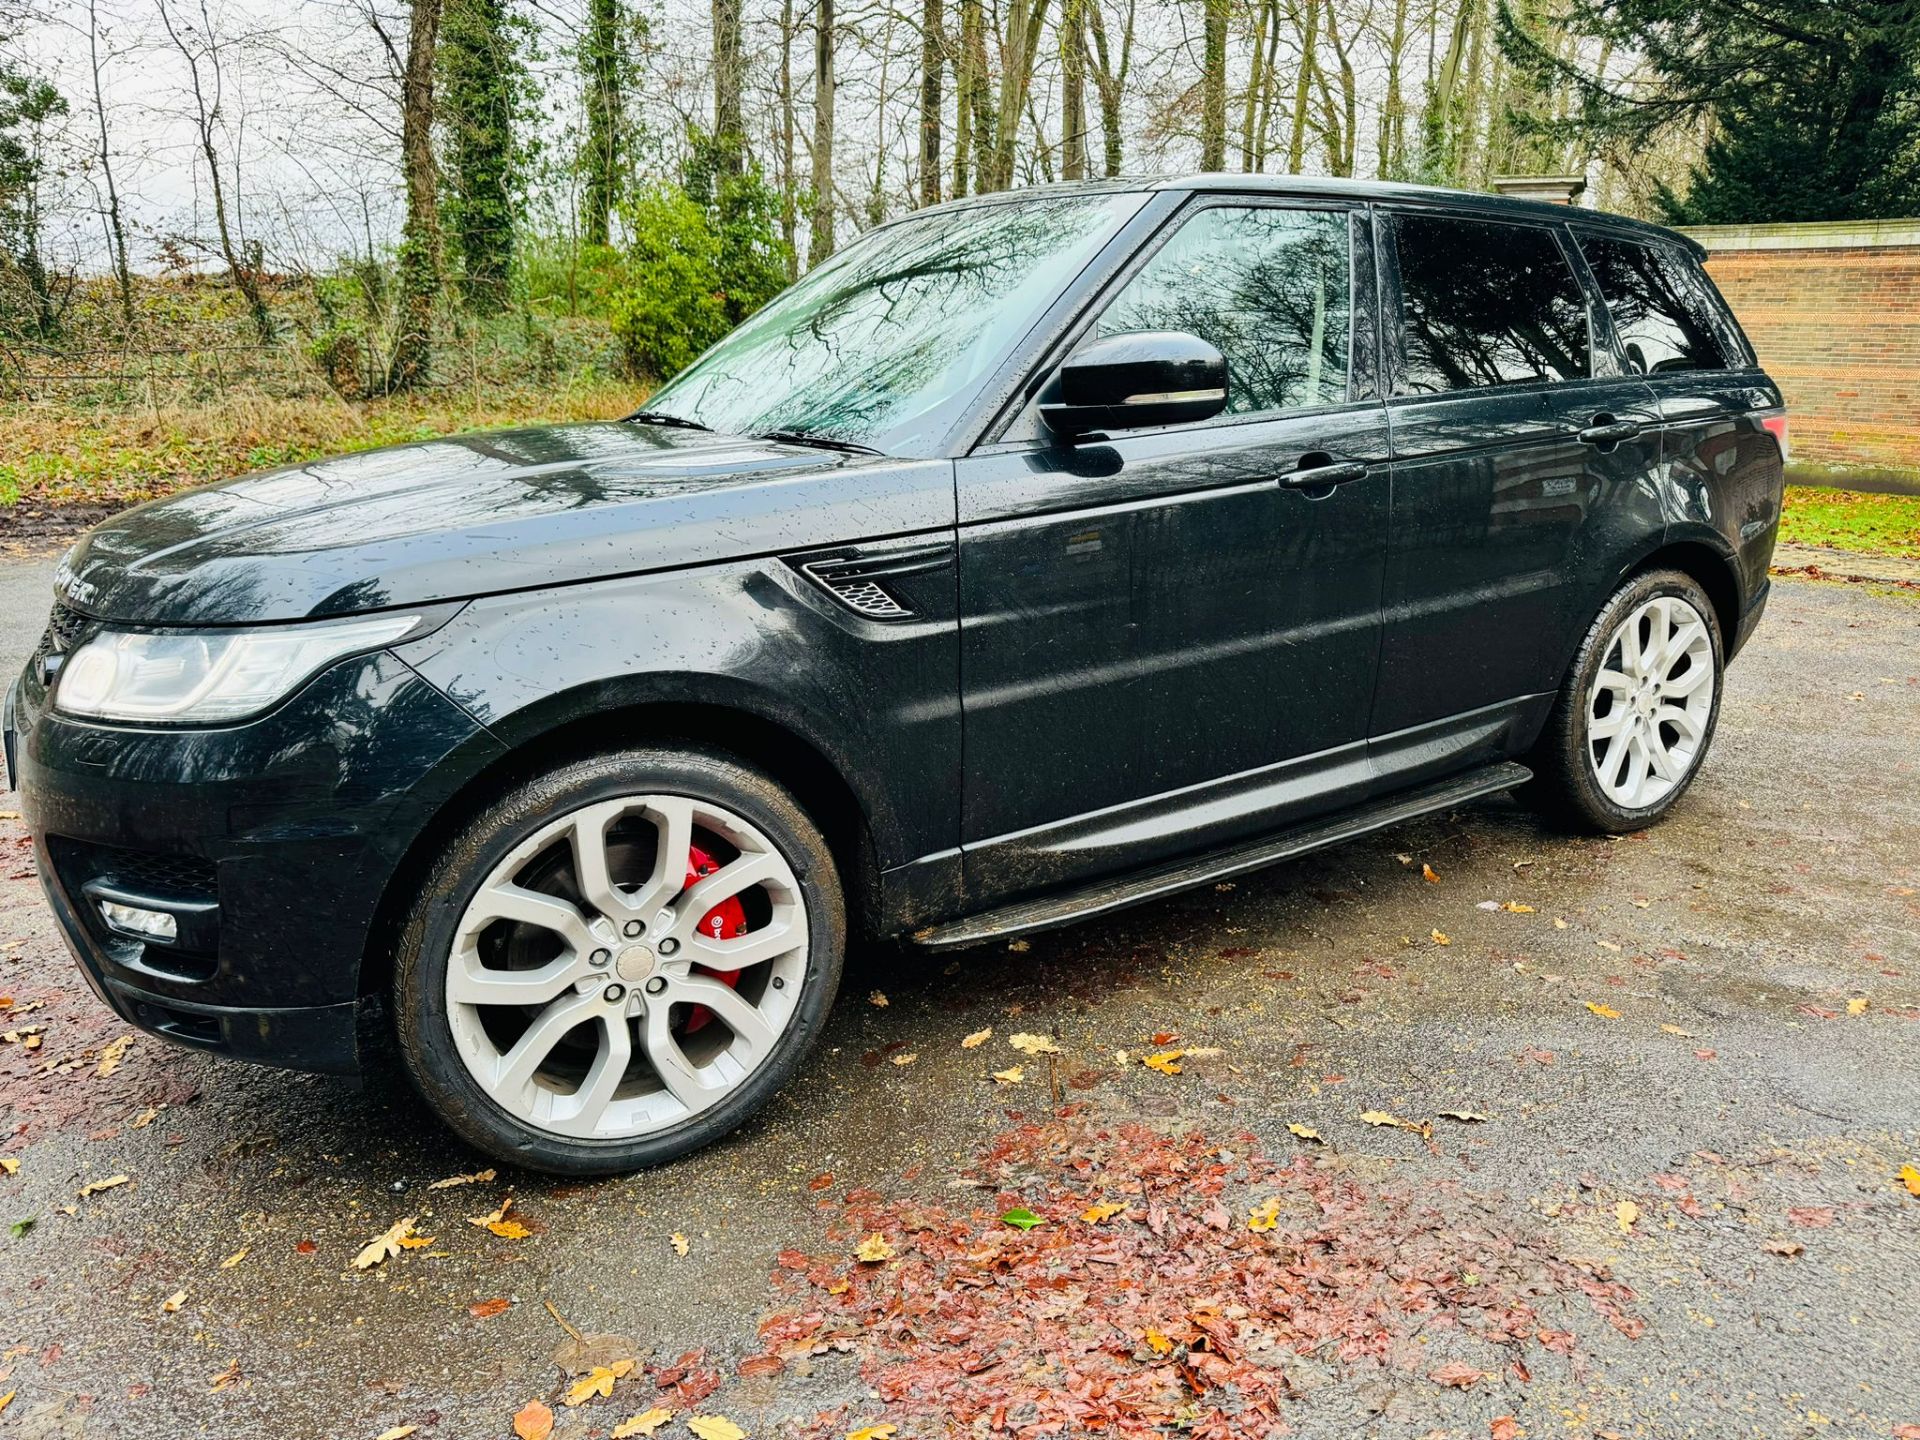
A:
1760;411;1789;463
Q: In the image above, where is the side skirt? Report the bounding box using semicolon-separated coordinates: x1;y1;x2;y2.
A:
908;760;1531;950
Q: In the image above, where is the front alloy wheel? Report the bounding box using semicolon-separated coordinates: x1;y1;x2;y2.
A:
395;750;844;1174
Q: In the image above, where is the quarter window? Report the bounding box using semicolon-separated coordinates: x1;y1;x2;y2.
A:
1095;205;1352;415
1391;213;1590;393
1579;235;1734;373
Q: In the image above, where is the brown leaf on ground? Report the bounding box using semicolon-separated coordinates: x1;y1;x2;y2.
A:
95;1034;134;1077
512;1399;554;1440
1788;1206;1836;1228
1429;1360;1488;1388
428;1168;497;1189
469;1297;512;1318
1422;863;1441;883
76;1174;129;1198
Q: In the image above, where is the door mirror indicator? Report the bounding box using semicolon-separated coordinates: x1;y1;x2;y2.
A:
1040;331;1228;440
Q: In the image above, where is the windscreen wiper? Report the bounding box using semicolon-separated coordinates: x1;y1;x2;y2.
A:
624;409;712;431
754;428;884;456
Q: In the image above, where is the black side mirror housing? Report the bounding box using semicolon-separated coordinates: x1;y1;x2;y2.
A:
1039;330;1229;441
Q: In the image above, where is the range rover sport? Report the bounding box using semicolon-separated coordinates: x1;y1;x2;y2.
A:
6;175;1786;1173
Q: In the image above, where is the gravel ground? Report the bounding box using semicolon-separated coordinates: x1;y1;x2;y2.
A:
1;551;1917;1440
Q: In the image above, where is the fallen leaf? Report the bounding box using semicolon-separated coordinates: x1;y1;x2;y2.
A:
1421;863;1441;883
1247;1197;1280;1233
1286;1122;1323;1143
960;1028;991;1049
469;1297;512;1318
671;1232;691;1257
1079;1201;1128;1224
1436;1109;1489;1123
0;1158;17;1175
427;1168;496;1189
1142;1049;1184;1075
1429;1360;1488;1388
846;1427;898;1440
1359;1109;1423;1134
1762;1239;1804;1257
1552;918;1568;929
890;1052;917;1066
990;1065;1024;1084
1659;1023;1696;1037
1847;997;1869;1016
867;991;889;1008
95;1034;135;1077
1616;1200;1640;1233
855;1233;895;1263
488;1219;532;1240
353;1216;419;1270
513;1399;555;1440
161;1289;187;1313
1899;1165;1920;1198
0;1392;11;1415
687;1417;747;1440
1429;928;1450;945
564;1360;636;1406
1143;1327;1174;1356
1585;1001;1623;1019
397;1234;434;1249
1502;901;1535;914
131;1107;159;1128
208;1359;241;1393
611;1410;674;1439
1000;1207;1045;1231
10;1218;34;1238
77;1174;129;1198
549;1330;641;1378
1788;1206;1836;1228
376;1428;419;1440
1490;1418;1522;1440
1008;1032;1060;1056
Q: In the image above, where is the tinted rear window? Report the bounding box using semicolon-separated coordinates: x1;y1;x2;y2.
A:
1579;234;1738;374
1391;213;1590;393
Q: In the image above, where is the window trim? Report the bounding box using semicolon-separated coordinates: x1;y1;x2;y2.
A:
1378;206;1599;399
977;191;1376;450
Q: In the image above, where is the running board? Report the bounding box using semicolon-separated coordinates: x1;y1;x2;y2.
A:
910;761;1532;951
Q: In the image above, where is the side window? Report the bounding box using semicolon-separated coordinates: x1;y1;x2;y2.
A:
1391;213;1590;393
1095;205;1352;415
1579;234;1735;374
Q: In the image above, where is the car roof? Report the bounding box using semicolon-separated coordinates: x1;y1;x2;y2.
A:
909;173;1704;257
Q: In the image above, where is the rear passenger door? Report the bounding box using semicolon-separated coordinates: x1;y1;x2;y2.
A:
1372;208;1659;785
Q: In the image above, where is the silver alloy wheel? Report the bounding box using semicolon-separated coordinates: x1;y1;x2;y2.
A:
444;795;808;1140
1586;593;1715;809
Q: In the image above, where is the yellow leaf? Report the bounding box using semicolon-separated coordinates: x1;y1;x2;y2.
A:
847;1426;898;1440
0;1391;12;1415
1079;1201;1129;1224
1421;863;1441;884
1142;1049;1184;1075
77;1174;129;1197
564;1365;621;1406
1659;1024;1695;1037
1616;1200;1640;1233
220;1247;249;1269
961;1028;992;1049
95;1033;135;1077
468;1197;513;1228
827;1280;850;1295
991;1066;1024;1084
0;1157;17;1174
487;1220;532;1240
612;1410;675;1439
1009;1032;1060;1056
162;1289;188;1313
1429;929;1450;946
397;1235;434;1249
1247;1197;1280;1232
854;1233;895;1263
1359;1110;1401;1127
867;990;889;1008
1143;1327;1174;1356
513;1399;554;1440
890;1052;917;1066
376;1428;419;1440
671;1232;690;1257
1846;997;1869;1016
1585;1001;1623;1020
353;1216;419;1270
131;1107;159;1129
1898;1164;1920;1198
687;1417;748;1440
427;1168;496;1190
1502;901;1535;914
1553;918;1569;929
1286;1122;1323;1143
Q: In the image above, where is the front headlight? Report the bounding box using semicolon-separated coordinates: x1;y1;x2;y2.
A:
54;614;421;724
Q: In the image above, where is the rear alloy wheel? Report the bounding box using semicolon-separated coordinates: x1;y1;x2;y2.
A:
395;750;843;1174
1529;568;1724;833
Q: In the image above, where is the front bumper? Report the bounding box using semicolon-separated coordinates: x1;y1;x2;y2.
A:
7;648;501;1078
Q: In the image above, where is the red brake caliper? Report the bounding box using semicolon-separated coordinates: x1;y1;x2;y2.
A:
680;841;746;1034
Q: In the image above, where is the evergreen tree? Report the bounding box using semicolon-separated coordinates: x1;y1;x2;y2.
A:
440;0;527;313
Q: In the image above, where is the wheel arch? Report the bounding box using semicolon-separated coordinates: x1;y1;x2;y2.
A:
1620;535;1744;653
356;691;885;1003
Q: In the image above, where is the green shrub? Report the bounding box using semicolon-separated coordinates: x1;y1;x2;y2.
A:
607;182;731;384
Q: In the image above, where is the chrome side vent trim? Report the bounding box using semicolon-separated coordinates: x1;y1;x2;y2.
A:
792;542;951;622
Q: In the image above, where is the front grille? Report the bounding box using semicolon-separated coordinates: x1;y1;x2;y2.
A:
33;600;94;667
47;836;219;903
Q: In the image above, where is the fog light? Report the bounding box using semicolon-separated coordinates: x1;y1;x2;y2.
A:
99;900;178;943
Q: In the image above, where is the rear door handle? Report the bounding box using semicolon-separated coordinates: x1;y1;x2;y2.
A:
1577;418;1642;446
1277;458;1369;490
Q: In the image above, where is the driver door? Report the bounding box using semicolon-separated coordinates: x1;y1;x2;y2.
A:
954;199;1393;902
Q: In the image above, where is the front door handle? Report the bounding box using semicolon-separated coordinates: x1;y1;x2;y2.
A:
1278;457;1369;490
1578;417;1643;447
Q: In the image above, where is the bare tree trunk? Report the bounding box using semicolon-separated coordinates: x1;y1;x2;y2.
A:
1321;0;1357;176
1238;0;1268;171
952;0;975;194
1421;0;1474;181
1456;0;1490;180
967;0;997;188
157;0;273;344
779;0;798;271
712;0;744;173
1252;0;1282;169
809;0;836;265
1061;0;1088;180
920;0;944;202
1085;0;1133;177
1199;0;1228;169
388;0;443;391
1378;0;1409;177
84;0;133;330
580;0;622;246
985;0;1049;191
1286;0;1320;173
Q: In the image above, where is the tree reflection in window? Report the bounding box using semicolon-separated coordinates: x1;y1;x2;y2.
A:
1393;214;1590;393
644;193;1142;455
1095;206;1352;415
1578;235;1732;374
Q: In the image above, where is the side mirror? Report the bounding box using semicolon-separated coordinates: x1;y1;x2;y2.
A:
1040;330;1228;440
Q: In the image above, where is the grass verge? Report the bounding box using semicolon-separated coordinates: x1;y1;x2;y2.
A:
1779;487;1920;561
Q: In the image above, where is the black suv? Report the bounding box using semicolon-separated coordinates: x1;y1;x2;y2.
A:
7;176;1784;1173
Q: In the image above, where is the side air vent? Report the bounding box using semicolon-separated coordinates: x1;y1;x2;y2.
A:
793;543;951;622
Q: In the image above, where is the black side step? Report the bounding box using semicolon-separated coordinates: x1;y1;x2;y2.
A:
910;760;1532;951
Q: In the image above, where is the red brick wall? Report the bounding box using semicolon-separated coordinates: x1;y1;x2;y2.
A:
1690;226;1920;476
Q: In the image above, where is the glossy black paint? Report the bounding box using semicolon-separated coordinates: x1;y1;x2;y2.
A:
1040;330;1229;435
10;173;1784;1079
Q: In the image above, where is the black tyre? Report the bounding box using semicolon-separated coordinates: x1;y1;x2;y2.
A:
393;747;845;1175
1527;568;1724;834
